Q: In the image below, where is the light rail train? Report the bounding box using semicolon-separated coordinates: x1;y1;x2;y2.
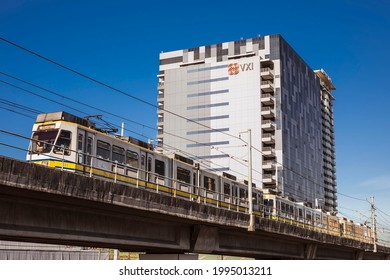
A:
26;111;373;244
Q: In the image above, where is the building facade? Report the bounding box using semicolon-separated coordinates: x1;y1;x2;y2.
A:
157;34;337;212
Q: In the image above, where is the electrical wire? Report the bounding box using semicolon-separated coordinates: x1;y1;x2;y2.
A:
377;207;390;220
0;128;262;187
0;75;358;205
0;37;329;201
0;97;42;115
377;211;390;228
0;72;249;170
0;79;91;117
338;192;369;202
0;36;244;143
0;71;311;200
0;105;36;119
0;71;262;180
0;71;156;132
0;36;384;211
0;88;262;185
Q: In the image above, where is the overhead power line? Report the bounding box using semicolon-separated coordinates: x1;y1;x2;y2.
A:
0;72;253;176
0;79;90;117
0;105;35;119
0;97;42;115
0;36;243;142
0;71;155;131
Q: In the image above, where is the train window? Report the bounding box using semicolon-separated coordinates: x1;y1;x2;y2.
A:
78;134;83;151
32;129;58;153
315;214;321;224
54;130;72;155
239;188;247;200
264;199;274;207
224;183;230;195
148;157;152;172
97;140;110;160
126;150;138;168
177;167;191;184
204;176;215;191
281;202;286;213
253;192;258;205
155;159;165;176
141;155;146;170
298;208;303;218
112;146;125;164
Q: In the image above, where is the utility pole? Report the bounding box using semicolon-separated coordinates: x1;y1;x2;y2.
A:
371;196;377;253
240;129;255;232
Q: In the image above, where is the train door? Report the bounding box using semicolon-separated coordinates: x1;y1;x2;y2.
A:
232;183;238;210
140;151;147;181
147;154;154;183
77;129;84;165
238;185;248;209
296;204;304;223
314;210;322;229
222;179;231;204
77;129;94;173
154;155;168;186
263;195;275;217
252;189;260;213
192;170;197;198
140;150;154;183
305;208;314;227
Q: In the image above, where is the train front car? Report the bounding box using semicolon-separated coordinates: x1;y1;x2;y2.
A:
26;112;80;171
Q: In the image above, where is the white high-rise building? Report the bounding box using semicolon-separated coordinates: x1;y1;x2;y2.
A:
156;34;337;212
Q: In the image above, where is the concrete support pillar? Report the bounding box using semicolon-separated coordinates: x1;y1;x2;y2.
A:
304;244;317;260
355;251;364;260
190;225;219;253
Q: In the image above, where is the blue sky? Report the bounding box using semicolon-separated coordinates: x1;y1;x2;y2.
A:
1;0;389;241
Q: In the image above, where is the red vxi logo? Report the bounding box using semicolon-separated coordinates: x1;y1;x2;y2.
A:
228;63;254;75
228;63;239;75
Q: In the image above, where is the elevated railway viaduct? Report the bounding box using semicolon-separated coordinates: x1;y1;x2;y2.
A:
0;156;389;259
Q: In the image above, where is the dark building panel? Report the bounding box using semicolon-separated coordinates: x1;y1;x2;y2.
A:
160;56;183;65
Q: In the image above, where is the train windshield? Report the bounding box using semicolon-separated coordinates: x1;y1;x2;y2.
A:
31;129;59;154
53;130;72;155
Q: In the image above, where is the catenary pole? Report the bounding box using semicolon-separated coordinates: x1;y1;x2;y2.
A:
371;196;377;252
247;129;255;231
